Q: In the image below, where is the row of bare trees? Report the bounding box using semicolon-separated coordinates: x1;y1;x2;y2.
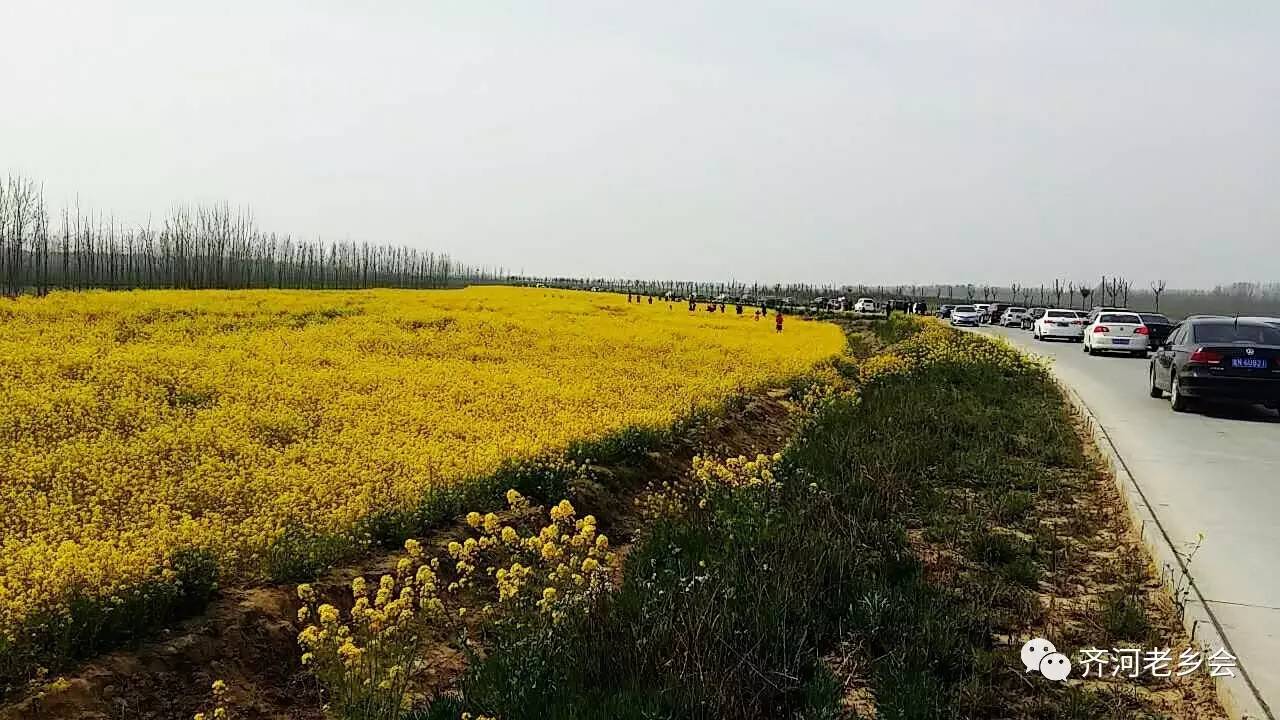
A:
517;276;1135;311
1;174;497;297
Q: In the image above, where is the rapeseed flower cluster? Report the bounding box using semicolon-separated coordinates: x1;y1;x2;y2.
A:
0;286;842;651
691;453;782;488
858;317;1042;383
297;490;617;714
637;453;785;522
192;678;231;720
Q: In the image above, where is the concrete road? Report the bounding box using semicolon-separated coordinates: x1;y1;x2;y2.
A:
977;324;1279;719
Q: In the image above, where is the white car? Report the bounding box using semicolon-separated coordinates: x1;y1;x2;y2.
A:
1083;311;1150;356
1033;309;1086;341
1000;307;1028;327
853;297;876;313
950;305;981;326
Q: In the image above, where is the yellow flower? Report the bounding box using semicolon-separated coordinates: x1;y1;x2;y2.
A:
506;489;527;509
404;538;423;558
550;499;576;523
338;641;363;663
540;542;561;561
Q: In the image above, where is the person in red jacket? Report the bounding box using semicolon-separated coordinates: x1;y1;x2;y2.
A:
775;311;784;333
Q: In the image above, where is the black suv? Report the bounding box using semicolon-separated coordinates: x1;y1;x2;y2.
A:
985;303;1011;324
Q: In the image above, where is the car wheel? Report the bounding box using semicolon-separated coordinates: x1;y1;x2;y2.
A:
1170;374;1190;412
1148;367;1163;398
1083;342;1092;355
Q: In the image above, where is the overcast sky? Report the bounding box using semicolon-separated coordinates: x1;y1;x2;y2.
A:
3;1;1277;286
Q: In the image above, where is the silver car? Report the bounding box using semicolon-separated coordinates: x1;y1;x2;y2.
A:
950;305;981;326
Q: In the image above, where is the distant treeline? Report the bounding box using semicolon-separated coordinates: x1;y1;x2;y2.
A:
513;276;1280;320
0;174;501;296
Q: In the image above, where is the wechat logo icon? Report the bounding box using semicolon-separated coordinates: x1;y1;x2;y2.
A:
1021;638;1071;681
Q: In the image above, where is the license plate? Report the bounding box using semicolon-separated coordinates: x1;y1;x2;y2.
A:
1232;357;1268;369
1055;322;1068;327
1112;338;1129;345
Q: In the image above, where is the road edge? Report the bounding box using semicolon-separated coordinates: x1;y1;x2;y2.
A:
1059;381;1272;720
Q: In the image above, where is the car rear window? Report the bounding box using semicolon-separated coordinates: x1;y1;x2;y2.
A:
1045;310;1072;318
1099;313;1142;324
1139;314;1171;324
1193;323;1280;345
955;306;975;312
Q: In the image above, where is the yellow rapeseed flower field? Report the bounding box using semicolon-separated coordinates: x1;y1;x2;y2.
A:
0;286;842;641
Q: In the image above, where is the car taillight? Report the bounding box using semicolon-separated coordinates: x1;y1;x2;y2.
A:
1188;348;1223;365
1134;326;1149;335
1093;326;1109;333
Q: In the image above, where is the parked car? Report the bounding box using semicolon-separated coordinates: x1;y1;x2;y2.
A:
973;304;991;322
950;305;981;327
1033;309;1086;341
1149;318;1280;412
937;304;955;319
1137;313;1175;347
999;307;1028;327
1020;307;1047;330
1083;311;1150;357
911;301;928;314
985;303;1011;324
853;297;876;313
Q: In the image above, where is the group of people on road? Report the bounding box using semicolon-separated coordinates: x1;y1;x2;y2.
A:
625;292;784;333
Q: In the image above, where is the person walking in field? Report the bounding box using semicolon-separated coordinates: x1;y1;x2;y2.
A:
648;296;653;304
735;303;743;315
719;303;726;313
775;311;784;333
754;309;761;321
